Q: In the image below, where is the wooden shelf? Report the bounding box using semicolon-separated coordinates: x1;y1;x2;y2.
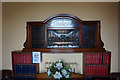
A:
13;74;36;76
22;48;105;52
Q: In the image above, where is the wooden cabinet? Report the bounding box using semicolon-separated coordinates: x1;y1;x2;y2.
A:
12;51;111;80
11;14;111;80
83;51;111;79
12;51;39;80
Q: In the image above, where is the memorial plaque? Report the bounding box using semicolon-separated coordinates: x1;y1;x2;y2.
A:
31;25;45;48
82;25;96;48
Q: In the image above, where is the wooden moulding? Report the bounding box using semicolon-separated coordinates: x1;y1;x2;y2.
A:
36;73;84;80
22;48;105;52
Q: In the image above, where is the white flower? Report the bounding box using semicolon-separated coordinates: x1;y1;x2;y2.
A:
47;69;51;76
58;60;62;62
53;71;62;79
68;68;71;72
56;63;63;70
61;69;67;76
65;74;70;78
49;63;52;67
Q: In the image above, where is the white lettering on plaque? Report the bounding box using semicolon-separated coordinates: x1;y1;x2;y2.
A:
50;19;73;27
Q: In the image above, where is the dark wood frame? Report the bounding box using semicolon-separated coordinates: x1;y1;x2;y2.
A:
22;14;105;52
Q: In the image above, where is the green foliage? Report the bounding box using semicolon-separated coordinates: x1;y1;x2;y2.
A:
47;60;71;79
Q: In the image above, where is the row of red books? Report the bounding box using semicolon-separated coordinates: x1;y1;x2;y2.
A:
13;53;32;64
103;54;109;64
85;65;108;76
85;54;109;64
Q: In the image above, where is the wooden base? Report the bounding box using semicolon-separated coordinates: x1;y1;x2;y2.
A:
36;73;84;80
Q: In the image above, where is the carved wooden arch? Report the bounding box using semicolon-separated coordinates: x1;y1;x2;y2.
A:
43;14;82;24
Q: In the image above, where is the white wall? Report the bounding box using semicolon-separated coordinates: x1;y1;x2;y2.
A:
41;53;83;74
0;1;2;79
2;2;118;72
118;1;120;72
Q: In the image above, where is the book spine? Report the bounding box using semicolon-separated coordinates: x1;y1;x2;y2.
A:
15;54;18;63
14;65;36;74
95;65;108;76
14;64;17;74
13;53;17;63
91;54;93;64
100;54;103;64
25;54;27;63
27;54;32;64
86;54;101;64
85;65;106;76
85;65;89;75
105;65;108;76
23;54;25;63
19;54;22;64
93;65;96;76
103;54;109;64
86;54;90;64
13;53;32;64
94;54;100;64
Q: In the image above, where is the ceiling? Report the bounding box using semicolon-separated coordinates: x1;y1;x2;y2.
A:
1;0;120;2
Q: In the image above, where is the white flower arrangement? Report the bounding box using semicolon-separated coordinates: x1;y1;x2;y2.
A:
47;60;71;80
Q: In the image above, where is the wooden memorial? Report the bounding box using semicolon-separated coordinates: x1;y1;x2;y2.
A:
12;14;111;80
23;14;105;52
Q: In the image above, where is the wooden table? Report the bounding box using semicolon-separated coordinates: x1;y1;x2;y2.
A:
37;73;84;80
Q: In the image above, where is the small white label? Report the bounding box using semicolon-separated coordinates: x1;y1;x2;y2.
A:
32;52;41;63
